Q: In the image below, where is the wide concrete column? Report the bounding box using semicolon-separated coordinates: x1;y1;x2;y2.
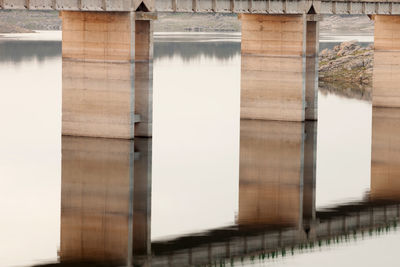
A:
373;16;400;107
238;120;305;227
240;14;319;122
370;107;400;201
61;11;154;139
60;136;152;265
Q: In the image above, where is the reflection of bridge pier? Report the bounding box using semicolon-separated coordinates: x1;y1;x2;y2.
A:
238;120;317;232
60;136;152;265
371;107;400;201
303;122;317;223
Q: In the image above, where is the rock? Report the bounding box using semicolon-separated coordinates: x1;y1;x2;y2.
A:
337;40;360;57
319;48;331;58
319;40;373;89
340;40;358;50
333;45;340;52
343;58;365;70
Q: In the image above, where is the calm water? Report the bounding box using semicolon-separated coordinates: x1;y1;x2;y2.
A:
1;31;398;267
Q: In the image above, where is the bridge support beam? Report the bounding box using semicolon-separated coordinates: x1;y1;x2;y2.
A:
373;15;400;108
61;11;153;139
240;14;319;121
305;19;319;120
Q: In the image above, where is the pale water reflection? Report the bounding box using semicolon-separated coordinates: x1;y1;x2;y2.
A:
0;31;398;267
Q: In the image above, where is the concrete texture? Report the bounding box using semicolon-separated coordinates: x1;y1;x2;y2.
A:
61;11;153;139
373;15;400;108
240;14;306;122
305;20;319;121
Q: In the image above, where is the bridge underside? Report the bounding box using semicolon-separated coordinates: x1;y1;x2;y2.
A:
3;0;400;15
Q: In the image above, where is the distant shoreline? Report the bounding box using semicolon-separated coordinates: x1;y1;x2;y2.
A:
0;30;373;101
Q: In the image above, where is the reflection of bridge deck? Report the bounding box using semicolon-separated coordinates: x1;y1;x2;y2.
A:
31;108;400;267
145;200;400;267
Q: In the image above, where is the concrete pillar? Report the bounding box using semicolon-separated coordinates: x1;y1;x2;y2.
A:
60;11;154;139
134;20;153;137
238;120;305;227
60;136;152;264
370;107;400;201
305;20;319;120
373;15;400;107
240;14;319;122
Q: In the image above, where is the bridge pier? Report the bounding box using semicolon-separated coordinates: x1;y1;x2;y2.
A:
240;14;319;122
373;15;400;108
61;11;154;139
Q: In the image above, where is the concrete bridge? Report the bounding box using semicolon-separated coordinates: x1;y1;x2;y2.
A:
2;0;400;139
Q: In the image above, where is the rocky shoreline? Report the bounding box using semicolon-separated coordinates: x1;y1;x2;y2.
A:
319;41;373;99
319;41;373;84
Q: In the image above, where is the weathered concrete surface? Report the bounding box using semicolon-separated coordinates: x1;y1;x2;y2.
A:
373;15;400;108
62;60;136;139
240;14;307;122
61;11;134;62
305;20;319;120
61;11;153;139
134;20;153;137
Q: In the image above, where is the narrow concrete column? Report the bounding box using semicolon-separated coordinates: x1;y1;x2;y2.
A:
238;120;305;228
134;20;153;137
305;19;319;120
61;11;154;139
240;14;307;121
370;107;400;201
373;16;400;107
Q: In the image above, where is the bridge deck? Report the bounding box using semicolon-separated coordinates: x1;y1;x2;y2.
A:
2;0;400;15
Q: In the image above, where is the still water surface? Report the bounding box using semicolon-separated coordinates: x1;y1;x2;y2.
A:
0;31;397;267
